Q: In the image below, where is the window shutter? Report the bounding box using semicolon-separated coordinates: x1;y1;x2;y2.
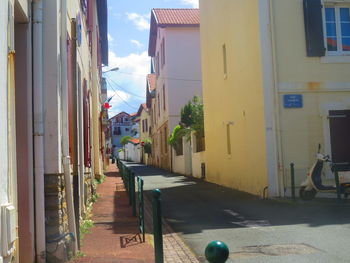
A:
83;80;91;168
303;0;326;57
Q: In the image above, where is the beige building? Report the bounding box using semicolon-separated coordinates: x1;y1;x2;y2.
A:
0;0;108;262
200;0;350;197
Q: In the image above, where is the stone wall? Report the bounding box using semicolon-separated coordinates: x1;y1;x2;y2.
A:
45;173;70;263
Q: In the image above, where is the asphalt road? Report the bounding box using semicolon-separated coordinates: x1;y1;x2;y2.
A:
126;162;350;263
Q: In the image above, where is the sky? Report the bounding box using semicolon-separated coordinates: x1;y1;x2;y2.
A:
104;0;199;118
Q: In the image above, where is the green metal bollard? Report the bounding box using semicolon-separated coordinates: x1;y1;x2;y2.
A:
290;163;296;201
205;241;229;263
131;172;136;216
152;189;163;263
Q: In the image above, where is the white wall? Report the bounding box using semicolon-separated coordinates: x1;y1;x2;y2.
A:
124;143;142;162
166;28;202;121
0;0;9;205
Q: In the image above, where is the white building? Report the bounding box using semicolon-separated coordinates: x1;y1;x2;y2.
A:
148;8;202;171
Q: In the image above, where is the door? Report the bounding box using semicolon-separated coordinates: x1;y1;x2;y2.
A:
329;110;350;170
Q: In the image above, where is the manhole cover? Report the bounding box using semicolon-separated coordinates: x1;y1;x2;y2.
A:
231;244;320;258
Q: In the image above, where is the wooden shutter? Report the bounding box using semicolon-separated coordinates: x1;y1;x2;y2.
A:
83;80;91;167
303;0;326;57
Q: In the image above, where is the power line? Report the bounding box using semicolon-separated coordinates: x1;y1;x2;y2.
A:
105;78;139;111
105;76;145;99
117;70;202;82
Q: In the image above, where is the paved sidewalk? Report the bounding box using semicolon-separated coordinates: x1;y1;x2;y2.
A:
71;164;154;263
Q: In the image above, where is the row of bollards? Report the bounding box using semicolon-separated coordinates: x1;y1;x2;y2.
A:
118;161;230;263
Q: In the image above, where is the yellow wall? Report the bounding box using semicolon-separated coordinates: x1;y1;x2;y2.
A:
140;108;151;164
199;0;269;196
272;0;350;187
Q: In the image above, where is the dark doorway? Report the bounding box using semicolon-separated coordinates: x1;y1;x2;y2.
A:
329;110;350;170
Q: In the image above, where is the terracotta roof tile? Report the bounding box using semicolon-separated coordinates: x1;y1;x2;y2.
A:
153;9;200;26
129;138;141;144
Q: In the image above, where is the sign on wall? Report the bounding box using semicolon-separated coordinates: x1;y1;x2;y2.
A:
283;94;303;108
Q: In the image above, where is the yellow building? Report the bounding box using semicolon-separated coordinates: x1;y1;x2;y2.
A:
200;0;350;197
138;103;152;164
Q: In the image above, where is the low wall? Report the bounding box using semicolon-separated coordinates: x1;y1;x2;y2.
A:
192;151;205;179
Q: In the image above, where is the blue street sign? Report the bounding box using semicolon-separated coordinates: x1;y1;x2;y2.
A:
283;94;303;108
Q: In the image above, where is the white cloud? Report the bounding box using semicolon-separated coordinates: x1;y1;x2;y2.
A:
126;12;150;31
130;39;143;48
181;0;199;8
105;51;150;115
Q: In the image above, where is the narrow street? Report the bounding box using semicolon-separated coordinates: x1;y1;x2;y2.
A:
124;162;350;263
71;165;154;263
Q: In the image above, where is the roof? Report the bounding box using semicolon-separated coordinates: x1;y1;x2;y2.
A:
128;138;141;145
148;9;200;56
108;111;130;120
137;103;148;117
153;9;200;25
147;74;156;92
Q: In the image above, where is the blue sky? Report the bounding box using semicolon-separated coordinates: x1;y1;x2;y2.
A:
104;0;199;117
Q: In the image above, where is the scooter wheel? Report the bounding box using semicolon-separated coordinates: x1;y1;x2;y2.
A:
299;186;317;201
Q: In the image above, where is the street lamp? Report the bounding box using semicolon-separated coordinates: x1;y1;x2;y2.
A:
102;67;119;74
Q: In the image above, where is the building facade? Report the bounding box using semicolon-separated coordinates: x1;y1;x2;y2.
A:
0;0;108;262
110;112;134;156
199;0;350;197
148;8;202;170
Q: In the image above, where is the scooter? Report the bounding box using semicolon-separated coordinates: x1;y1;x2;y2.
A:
299;144;350;201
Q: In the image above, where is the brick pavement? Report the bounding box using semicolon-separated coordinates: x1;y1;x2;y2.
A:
70;164;154;263
70;163;199;263
144;195;199;263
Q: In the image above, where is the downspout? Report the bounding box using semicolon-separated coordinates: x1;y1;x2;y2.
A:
78;78;85;214
32;1;46;262
268;0;285;196
60;0;78;253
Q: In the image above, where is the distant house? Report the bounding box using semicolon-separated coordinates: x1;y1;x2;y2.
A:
137;103;152;164
148;8;202;170
110;112;133;156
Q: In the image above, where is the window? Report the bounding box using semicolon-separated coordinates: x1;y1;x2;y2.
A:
156;52;160;76
125;128;129;132
161;38;165;66
226;123;231;156
164;126;168;153
222;44;227;77
324;6;350;55
158;94;160;117
145;119;148;132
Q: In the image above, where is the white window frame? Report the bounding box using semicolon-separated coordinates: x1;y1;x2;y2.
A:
322;3;350;56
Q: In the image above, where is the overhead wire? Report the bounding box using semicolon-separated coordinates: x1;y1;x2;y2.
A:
117;70;202;82
105;78;139;111
105;76;145;99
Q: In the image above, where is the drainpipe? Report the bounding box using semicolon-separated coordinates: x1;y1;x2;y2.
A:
60;0;78;253
78;79;85;214
32;1;46;262
268;0;285;196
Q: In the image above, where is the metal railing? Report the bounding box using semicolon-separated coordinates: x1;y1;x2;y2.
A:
116;159;145;241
